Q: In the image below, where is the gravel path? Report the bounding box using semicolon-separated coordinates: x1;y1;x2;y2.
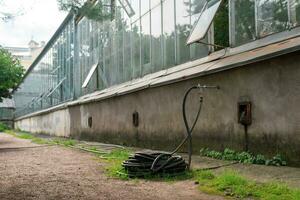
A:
0;133;223;200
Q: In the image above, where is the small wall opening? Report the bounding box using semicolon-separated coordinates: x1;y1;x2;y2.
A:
132;111;139;127
88;116;93;128
238;101;252;126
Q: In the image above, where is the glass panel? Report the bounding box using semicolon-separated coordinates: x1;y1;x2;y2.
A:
290;0;300;26
151;0;161;8
122;11;132;81
190;0;209;60
116;11;124;84
151;4;163;72
111;23;119;85
96;22;104;89
230;0;256;46
118;0;136;17
140;0;150;15
256;0;289;37
190;0;206;17
13;17;74;116
163;0;176;67
130;0;140;21
131;20;141;78
141;13;151;75
213;0;229;48
103;22;112;86
176;0;192;64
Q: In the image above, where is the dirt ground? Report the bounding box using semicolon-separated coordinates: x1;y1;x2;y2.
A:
0;133;224;200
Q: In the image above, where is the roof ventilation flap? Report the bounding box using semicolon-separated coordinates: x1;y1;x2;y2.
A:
118;0;135;17
187;0;223;45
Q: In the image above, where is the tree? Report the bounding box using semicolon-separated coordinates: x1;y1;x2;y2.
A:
57;0;113;21
214;0;229;48
0;48;24;101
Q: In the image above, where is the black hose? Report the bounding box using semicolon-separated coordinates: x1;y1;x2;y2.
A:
122;85;203;177
181;86;203;169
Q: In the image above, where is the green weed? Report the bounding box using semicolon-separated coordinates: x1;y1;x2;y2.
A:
196;170;300;200
0;122;10;132
200;148;287;166
50;138;77;146
98;149;131;180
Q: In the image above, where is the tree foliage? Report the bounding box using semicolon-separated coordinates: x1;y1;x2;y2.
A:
57;0;113;21
0;48;24;101
214;0;229;48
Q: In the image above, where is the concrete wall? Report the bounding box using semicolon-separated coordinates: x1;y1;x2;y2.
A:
15;51;300;165
15;109;70;137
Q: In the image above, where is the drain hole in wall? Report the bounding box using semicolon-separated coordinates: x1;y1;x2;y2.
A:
88;116;93;128
132;111;139;127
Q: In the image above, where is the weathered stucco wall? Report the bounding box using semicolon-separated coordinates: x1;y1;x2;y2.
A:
15;51;300;165
15;109;70;137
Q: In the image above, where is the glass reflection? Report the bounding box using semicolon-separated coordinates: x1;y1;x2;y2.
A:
257;0;289;37
131;20;141;78
290;0;300;26
140;0;150;15
231;0;256;46
176;0;192;64
151;4;163;71
163;0;176;67
141;13;151;75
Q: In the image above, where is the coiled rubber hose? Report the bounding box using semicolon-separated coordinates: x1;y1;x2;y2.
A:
122;85;203;177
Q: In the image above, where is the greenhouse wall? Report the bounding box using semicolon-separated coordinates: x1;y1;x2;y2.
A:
14;49;300;165
13;0;300;165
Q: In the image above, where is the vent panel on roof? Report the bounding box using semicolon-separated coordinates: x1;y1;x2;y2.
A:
187;0;222;45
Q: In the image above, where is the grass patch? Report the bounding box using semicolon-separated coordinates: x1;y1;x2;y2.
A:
31;137;50;144
0;122;10;132
195;170;300;200
4;130;77;146
51;138;77;146
17;133;35;140
5;130;32;138
6;130;53;145
152;171;194;182
98;149;132;180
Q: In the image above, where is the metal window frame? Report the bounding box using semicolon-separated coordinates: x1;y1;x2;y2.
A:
46;77;67;98
82;62;99;88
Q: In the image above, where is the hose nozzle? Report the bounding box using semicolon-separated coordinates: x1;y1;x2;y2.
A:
197;84;220;90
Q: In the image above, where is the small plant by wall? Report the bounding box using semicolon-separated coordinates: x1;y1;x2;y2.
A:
0;122;10;132
200;148;287;166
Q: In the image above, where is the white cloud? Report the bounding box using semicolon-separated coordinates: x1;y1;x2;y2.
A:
0;0;67;47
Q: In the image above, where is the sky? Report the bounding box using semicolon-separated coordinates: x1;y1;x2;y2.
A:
0;0;67;47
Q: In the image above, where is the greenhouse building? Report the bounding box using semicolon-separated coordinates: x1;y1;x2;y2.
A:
13;0;300;165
